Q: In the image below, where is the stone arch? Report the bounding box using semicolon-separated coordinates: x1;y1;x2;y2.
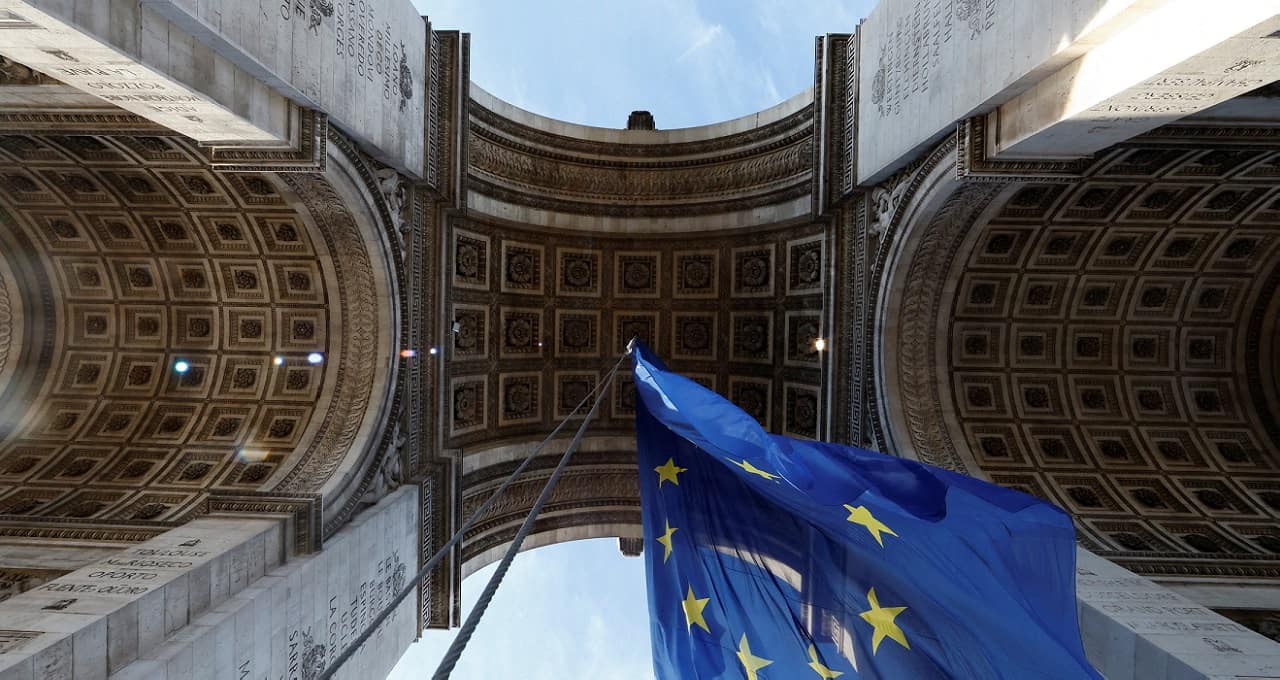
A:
457;437;641;578
273;135;405;539
873;132;1280;579
441;86;837;578
870;138;1005;473
0;128;402;548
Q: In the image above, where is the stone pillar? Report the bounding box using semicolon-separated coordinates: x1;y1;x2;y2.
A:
1077;549;1280;679
109;486;416;680
0;485;420;680
0;517;284;680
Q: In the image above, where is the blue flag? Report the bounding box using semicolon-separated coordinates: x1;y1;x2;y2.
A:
632;343;1101;679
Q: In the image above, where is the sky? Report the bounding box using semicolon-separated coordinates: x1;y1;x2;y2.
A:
391;2;875;678
410;0;872;129
389;540;655;679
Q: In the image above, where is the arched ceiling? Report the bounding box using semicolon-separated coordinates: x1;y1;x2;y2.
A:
446;88;833;570
877;136;1280;579
0;131;397;539
445;218;828;449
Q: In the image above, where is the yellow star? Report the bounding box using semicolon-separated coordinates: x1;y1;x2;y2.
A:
842;504;898;547
859;587;910;655
655;520;677;563
654;458;688;487
807;643;844;679
680;585;711;634
730;458;781;482
735;634;774;680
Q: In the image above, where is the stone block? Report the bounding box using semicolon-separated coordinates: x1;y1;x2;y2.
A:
1080;599;1136;679
30;635;71;680
188;623;216;680
227;541;251;597
208;608;236;680
186;562;211;620
207;552;230;609
102;659;163;680
162;575;189;637
0;656;33;680
106;601;139;672
264;523;283;570
156;641;193;680
246;532;266;583
70;616;106;680
133;587;165;657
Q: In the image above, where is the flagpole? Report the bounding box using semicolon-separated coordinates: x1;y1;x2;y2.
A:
315;351;627;680
430;344;630;679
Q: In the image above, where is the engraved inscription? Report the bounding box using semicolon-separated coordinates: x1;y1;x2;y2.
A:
871;0;998;117
331;1;411;106
324;552;406;668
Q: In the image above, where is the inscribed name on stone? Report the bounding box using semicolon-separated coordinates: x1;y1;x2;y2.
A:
147;0;428;176
855;0;1146;183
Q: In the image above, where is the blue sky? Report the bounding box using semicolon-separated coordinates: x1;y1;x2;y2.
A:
411;0;871;129
391;2;874;678
389;540;655;679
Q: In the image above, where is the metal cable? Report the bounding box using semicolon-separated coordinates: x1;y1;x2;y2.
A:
317;351;629;680
430;348;625;679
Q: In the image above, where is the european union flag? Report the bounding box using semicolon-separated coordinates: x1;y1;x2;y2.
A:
632;343;1101;679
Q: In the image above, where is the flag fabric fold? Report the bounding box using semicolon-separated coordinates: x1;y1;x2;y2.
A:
632;342;1100;679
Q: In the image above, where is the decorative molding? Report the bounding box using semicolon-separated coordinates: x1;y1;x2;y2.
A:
956;116;1090;183
1134;124;1280;146
469;175;811;219
0;271;10;381
811;35;825;216
863;136;960;452
201;109;328;173
815;33;854;210
0;108;328;174
466;96;814;220
0;112;168;135
276;170;381;500
470;95;814;158
462;509;642;565
892;182;1002;472
843;32;858;198
0;522;167;544
467;132;812;217
418;462;454;630
424;29;466;203
205;491;322;554
307;131;414;541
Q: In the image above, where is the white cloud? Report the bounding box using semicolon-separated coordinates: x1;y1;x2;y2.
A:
678;23;724;61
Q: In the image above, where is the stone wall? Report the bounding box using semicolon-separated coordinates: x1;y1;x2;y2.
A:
0;486;418;679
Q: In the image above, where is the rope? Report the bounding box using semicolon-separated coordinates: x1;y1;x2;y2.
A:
430;348;624;679
317;351;629;680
